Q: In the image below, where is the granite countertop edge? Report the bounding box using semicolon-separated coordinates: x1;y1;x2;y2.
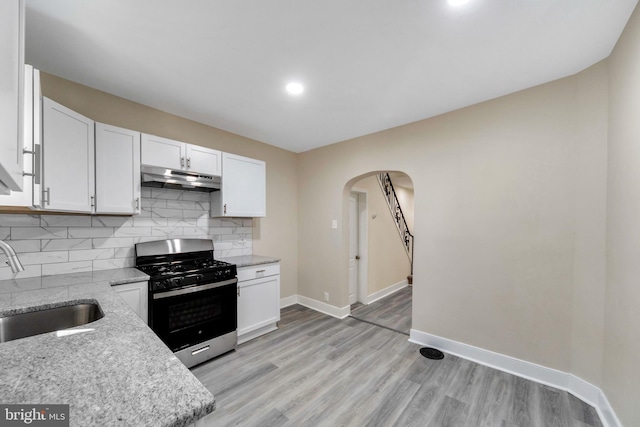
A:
220;254;281;268
0;267;215;427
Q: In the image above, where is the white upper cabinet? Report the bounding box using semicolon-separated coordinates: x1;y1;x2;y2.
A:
211;152;266;218
141;133;221;176
141;134;184;170
41;97;95;213
0;65;38;208
95;123;141;215
0;0;25;193
186;144;221;176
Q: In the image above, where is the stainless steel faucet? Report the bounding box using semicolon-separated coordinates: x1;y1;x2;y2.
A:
0;240;24;274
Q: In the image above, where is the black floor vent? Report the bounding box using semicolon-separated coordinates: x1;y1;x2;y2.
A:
420;347;444;360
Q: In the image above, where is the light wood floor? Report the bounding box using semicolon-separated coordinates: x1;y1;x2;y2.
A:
350;286;412;335
192;305;602;427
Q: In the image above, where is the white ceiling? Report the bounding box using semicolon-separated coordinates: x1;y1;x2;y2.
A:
25;0;638;153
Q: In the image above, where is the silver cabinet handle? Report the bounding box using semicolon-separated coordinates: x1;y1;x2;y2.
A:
135;197;140;210
180;156;185;168
237;286;240;297
43;187;50;205
22;148;35;177
187;157;191;169
91;195;95;208
34;144;41;185
224;204;227;215
256;269;266;273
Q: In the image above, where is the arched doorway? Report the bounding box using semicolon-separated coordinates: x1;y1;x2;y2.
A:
344;171;414;335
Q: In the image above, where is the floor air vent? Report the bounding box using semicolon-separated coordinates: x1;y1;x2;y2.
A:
420;347;444;360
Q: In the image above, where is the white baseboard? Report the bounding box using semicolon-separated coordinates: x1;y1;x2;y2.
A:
364;279;408;305
409;329;621;427
280;294;298;309
297;295;350;319
281;294;350;319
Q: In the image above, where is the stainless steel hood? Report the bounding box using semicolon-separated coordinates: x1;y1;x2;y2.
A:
141;165;220;192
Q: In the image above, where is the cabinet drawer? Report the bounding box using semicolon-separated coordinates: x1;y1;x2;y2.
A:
237;263;280;282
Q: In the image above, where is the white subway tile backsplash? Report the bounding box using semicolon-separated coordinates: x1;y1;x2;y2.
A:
93;258;134;271
153;208;183;218
133;217;168;227
42;261;93;276
12;227;67;240
114;247;134;258
0;214;40;226
69;248;115;261
92;216;134;227
166;200;197;210
113;227;152;237
93;237;135;249
209;228;233;235
182;192;210;202
7;240;41;253
0;264;42;281
0;227;10;240
0;187;251;278
20;251;69;265
167;218;198;227
151;189;182;200
152;226;183;237
41;215;92;227
68;227;114;238
42;239;91;252
142;198;167;208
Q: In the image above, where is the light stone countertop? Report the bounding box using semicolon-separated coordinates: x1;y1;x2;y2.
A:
219;254;280;268
0;268;215;427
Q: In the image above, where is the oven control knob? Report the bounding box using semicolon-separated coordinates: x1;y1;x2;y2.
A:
197;274;204;281
174;278;182;286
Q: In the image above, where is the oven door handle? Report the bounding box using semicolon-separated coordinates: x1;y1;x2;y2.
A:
152;278;238;300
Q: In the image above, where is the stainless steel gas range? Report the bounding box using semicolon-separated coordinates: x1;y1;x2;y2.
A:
135;238;238;368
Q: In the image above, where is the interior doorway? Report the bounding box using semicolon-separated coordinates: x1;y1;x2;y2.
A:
346;171;414;335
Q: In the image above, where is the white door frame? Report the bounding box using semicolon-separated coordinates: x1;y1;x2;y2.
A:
350;187;368;307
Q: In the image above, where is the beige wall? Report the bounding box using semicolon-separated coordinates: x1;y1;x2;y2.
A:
40;73;299;299
605;2;640;425
299;63;608;377
352;175;410;296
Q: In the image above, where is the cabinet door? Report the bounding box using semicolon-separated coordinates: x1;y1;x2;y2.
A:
0;64;34;207
113;281;148;324
237;274;280;337
95;123;141;214
213;153;266;217
0;0;25;192
41;97;94;212
141;134;184;170
186;144;221;176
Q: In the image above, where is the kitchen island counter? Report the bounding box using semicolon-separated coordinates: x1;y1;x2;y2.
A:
0;268;215;427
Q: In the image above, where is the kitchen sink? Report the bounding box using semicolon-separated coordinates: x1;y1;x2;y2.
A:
0;302;104;343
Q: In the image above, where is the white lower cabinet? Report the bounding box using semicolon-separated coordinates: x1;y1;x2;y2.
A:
237;263;280;344
113;281;148;324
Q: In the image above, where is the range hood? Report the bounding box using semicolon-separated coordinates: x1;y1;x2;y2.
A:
141;165;220;192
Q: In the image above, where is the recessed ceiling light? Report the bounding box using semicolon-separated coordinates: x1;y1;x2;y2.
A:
286;82;304;96
447;0;471;6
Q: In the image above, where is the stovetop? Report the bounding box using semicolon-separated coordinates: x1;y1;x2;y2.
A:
136;259;233;277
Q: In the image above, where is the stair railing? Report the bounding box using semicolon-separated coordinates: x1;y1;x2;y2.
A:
377;173;414;275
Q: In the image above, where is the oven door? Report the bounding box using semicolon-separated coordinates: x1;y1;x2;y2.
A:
150;278;237;352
